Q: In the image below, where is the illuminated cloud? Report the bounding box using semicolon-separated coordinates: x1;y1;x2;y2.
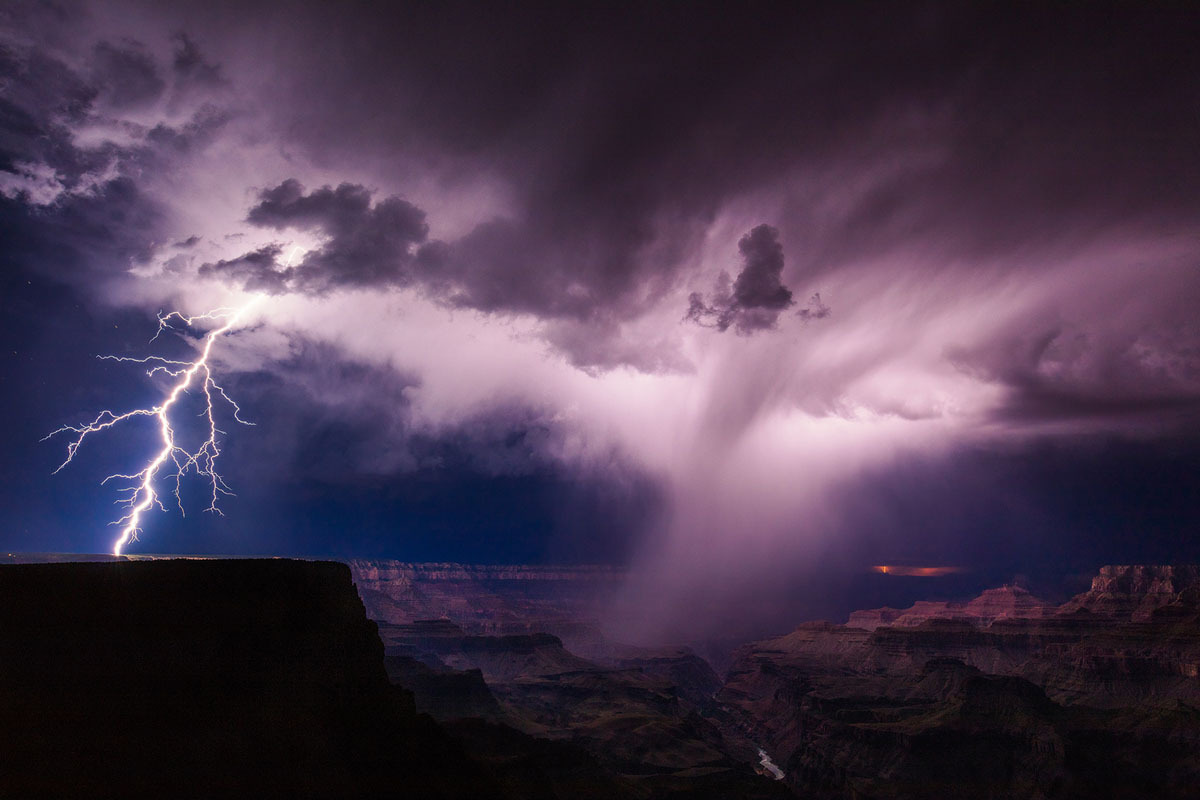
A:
1;2;1199;618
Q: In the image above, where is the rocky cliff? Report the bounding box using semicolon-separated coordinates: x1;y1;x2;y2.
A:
377;617;789;797
719;565;1200;798
847;585;1056;630
1058;564;1200;621
0;559;500;798
347;559;623;655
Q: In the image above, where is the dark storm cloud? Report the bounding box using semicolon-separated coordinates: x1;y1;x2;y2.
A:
210;174;661;320
0;38;166;276
685;224;796;333
239;337;585;481
222;342;662;562
949;321;1200;428
730;226;791;312
0;42;98;180
0;29;231;286
829;437;1200;586
199;243;287;292
8;1;1200;329
236;3;1200;299
91;40;164;110
407;407;562;478
0;177;163;282
143;104;229;155
214;176;665;322
796;293;831;323
171;32;225;91
411;220;621;319
180;3;841;324
232;339;419;479
161;0;1200;416
203;179;429;294
541;316;690;374
4;0;1200;574
113;0;1190;383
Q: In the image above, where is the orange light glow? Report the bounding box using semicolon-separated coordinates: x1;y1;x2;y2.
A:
870;565;964;577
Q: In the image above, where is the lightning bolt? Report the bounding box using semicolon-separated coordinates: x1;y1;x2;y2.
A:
44;298;262;556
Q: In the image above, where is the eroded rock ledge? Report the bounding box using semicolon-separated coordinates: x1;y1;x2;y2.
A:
720;564;1200;799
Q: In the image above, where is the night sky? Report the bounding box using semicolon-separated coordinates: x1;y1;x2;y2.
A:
2;2;1199;629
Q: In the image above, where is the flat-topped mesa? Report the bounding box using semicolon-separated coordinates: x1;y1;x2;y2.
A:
848;585;1055;631
1058;564;1200;621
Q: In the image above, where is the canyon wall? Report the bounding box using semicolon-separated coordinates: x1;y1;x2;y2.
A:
720;564;1200;799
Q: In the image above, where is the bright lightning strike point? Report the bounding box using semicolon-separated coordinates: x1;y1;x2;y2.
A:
44;297;263;556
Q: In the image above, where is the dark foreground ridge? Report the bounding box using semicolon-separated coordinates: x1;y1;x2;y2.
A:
0;559;788;799
0;559;495;798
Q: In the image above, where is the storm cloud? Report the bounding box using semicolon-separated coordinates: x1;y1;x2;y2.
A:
686;224;795;333
2;1;1200;625
202;179;429;294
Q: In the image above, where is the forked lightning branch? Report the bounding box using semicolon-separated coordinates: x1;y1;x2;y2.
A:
44;299;261;556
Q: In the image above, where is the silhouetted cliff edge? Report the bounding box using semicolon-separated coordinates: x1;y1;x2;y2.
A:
0;559;497;798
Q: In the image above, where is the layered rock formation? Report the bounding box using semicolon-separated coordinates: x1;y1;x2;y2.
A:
847;585;1056;630
719;565;1200;799
347;559;623;656
346;560;624;630
378;619;597;683
377;617;789;797
1059;564;1200;621
347;558;1200;796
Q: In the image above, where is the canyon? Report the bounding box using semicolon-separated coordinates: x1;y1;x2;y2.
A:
2;558;1197;797
351;559;1200;798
